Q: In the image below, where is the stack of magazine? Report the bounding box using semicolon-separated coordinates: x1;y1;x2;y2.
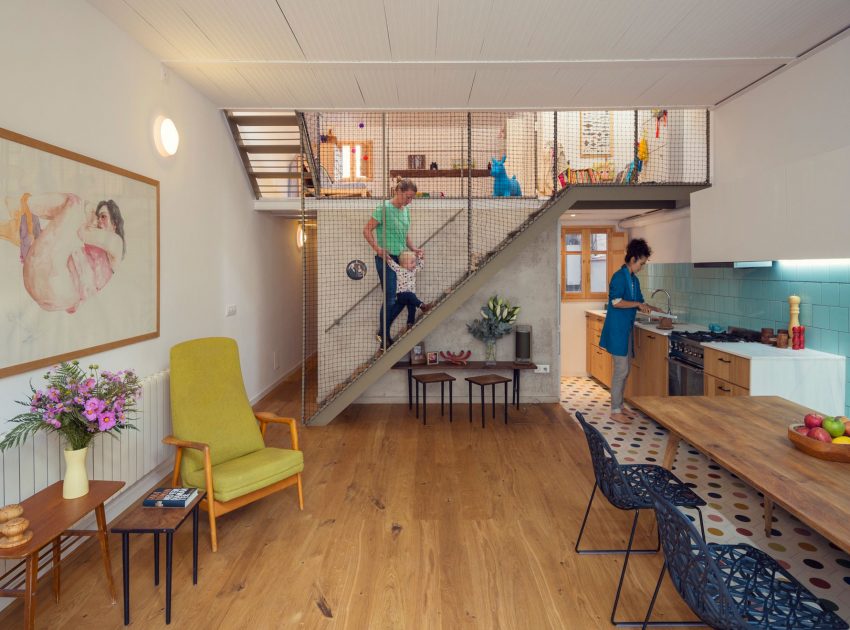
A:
143;487;199;508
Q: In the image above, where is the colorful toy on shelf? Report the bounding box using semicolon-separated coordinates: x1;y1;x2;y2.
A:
439;350;471;365
491;155;522;197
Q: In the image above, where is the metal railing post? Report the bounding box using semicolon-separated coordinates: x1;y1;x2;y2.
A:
705;108;711;184
467;112;472;272
552;110;558;196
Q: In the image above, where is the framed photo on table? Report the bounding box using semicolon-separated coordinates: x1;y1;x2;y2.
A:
0;127;160;377
426;351;439;365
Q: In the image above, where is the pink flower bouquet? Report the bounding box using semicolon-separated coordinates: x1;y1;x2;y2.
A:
0;361;141;452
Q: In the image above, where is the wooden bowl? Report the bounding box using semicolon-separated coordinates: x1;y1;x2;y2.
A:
0;504;23;523
788;423;850;463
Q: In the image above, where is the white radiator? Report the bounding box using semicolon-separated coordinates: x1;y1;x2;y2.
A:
0;370;173;604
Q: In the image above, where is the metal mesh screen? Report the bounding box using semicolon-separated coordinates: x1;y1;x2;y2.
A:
299;109;708;422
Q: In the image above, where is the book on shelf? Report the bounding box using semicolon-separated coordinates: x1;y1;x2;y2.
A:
142;487;199;508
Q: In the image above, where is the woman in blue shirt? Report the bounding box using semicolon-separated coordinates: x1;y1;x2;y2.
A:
599;238;663;423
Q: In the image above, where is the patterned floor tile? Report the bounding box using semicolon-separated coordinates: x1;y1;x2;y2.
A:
561;376;850;618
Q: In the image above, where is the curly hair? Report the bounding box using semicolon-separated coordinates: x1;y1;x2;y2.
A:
625;238;652;263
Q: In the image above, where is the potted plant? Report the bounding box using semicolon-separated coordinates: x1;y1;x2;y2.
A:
467;295;520;366
0;361;140;498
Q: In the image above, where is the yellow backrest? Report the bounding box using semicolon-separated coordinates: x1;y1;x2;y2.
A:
170;337;265;474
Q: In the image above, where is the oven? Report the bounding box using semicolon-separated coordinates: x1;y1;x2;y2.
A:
668;356;704;396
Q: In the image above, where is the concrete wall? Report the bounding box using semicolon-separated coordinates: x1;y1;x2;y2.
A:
359;225;561;403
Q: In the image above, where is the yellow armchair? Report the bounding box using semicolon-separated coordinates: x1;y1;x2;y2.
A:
164;337;304;551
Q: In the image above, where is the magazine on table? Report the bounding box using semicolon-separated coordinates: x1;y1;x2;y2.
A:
142;487;199;508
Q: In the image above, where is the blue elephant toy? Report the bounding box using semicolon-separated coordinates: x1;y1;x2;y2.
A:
491;155;522;197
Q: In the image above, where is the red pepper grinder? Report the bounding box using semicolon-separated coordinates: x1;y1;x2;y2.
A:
792;326;800;349
798;325;806;349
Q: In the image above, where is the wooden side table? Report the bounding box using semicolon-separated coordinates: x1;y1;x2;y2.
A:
111;490;205;625
465;374;512;427
0;480;124;630
412;372;455;424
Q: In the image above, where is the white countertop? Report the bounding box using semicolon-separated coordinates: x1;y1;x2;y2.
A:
702;341;845;361
585;309;708;337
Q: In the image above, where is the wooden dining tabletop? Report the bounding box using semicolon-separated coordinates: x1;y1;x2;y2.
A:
630;395;850;554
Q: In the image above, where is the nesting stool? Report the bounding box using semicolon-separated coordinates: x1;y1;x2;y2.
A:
412;372;455;425
465;374;512;427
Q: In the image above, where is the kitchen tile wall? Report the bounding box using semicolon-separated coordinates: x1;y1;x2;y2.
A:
639;260;850;416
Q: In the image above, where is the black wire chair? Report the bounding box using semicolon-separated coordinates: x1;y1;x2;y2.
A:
641;477;849;630
574;411;706;626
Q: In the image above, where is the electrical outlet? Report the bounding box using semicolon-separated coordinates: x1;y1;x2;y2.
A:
273;351;279;370
534;364;550;374
225;304;237;317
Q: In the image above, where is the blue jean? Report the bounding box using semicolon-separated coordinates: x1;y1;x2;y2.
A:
386;291;423;331
375;254;399;341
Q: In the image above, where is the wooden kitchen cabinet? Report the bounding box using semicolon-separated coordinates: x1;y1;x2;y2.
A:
704;373;748;397
632;327;668;397
704;347;750;397
586;314;612;388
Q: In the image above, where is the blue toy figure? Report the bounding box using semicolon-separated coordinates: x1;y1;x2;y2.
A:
491;155;522;197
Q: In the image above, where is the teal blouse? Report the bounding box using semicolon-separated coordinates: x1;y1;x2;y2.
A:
599;265;644;357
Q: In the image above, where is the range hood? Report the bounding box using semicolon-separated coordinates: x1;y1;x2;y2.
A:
693;261;773;269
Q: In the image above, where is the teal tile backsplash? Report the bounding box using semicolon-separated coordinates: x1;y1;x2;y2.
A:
639;260;850;416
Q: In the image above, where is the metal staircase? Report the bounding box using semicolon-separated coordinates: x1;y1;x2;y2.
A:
306;183;705;426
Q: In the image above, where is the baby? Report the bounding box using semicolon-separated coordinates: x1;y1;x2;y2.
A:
385;250;432;332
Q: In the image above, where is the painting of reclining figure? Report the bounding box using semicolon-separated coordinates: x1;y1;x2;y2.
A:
0;128;159;377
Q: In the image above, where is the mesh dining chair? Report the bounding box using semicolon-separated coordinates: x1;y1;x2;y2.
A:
574;411;706;626
641;478;849;630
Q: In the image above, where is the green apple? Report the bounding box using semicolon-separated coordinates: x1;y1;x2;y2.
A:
822;416;846;438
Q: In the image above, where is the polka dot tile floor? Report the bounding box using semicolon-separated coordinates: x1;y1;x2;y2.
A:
561;376;850;620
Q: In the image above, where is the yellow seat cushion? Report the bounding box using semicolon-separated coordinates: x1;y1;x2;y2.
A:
184;447;304;503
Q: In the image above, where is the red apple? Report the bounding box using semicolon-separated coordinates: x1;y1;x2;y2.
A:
804;413;824;429
808;427;833;443
793;425;811;436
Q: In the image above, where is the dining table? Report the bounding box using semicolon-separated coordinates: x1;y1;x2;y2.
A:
630;395;850;554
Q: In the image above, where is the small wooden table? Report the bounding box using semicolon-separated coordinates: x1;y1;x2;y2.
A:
412;372;455;424
111;491;205;625
0;480;123;630
393;360;536;411
630;395;850;553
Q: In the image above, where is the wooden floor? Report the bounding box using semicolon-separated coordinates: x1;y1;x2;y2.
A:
2;378;699;629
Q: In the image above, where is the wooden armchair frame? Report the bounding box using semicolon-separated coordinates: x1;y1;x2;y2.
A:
163;412;303;552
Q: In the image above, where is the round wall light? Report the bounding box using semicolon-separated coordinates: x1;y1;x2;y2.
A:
154;116;180;156
296;225;307;248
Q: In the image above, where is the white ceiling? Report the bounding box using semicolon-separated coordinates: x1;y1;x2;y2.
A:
88;0;850;110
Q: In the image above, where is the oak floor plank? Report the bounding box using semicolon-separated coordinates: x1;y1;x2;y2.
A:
0;378;700;629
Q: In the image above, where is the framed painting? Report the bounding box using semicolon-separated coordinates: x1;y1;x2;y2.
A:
580;111;613;158
0;128;159;377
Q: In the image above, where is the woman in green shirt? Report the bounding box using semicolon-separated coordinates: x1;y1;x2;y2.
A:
363;179;423;346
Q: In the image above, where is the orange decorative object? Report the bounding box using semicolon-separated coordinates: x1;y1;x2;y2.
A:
439;350;471;365
788;421;850;463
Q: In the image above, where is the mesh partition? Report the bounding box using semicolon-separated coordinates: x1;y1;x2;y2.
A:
299;110;708;422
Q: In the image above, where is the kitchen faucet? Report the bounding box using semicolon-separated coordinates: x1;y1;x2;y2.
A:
651;288;672;315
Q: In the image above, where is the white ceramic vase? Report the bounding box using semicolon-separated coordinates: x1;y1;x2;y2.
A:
63;446;89;499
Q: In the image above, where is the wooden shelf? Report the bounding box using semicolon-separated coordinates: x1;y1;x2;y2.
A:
389;169;491;178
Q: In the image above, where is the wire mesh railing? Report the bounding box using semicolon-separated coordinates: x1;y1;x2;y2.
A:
298;109;709;422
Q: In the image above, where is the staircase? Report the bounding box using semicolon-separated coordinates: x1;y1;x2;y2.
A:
306;183;705;426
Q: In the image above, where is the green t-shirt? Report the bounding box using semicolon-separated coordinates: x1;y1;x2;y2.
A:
371;201;410;256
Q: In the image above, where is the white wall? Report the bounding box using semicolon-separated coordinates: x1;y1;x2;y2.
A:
0;0;302;430
691;34;850;262
627;210;692;264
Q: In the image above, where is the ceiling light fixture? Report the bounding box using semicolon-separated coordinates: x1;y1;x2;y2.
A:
154;116;180;156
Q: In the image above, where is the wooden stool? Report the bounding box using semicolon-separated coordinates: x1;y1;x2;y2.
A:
412;372;455;425
465;375;511;428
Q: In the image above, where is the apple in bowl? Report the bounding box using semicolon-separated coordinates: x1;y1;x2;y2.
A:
804;413;824;429
808;427;834;443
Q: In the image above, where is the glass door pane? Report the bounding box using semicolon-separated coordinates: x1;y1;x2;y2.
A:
565;254;582;293
590;253;608;293
591;231;608;252
565;232;582;252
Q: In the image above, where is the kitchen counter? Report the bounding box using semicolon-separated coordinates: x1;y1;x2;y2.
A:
704;341;845;415
585;309;709;337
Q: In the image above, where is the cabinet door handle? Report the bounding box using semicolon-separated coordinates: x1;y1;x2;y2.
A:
647;335;656;340
717;358;731;364
718;385;731;392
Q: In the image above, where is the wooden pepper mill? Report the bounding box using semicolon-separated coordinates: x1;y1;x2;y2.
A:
788;295;801;333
